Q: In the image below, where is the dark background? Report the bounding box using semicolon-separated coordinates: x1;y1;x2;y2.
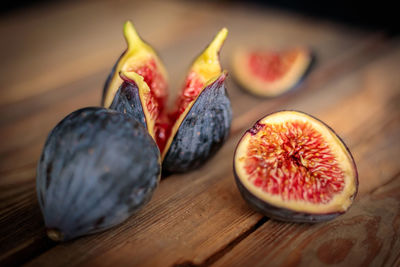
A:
2;0;398;34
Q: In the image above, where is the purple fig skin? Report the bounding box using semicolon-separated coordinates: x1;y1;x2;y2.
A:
233;110;358;223
163;73;232;173
109;79;147;130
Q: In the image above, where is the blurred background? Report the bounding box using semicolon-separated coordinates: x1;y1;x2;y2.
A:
2;0;398;33
0;0;397;106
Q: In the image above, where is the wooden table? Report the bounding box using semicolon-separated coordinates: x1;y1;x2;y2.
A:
1;0;399;266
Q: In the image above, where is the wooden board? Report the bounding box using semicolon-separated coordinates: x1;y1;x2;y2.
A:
0;0;399;266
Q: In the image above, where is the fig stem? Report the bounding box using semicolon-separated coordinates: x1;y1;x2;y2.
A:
46;228;64;242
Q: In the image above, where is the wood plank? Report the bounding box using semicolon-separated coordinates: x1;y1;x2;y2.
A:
23;41;400;267
0;37;390;267
0;0;396;265
212;176;400;267
0;0;382;182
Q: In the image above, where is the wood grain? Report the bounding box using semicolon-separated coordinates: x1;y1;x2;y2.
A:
212;176;400;267
25;40;400;267
0;0;399;266
212;173;400;267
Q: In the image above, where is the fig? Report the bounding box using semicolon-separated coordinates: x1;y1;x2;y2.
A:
37;107;160;241
103;21;232;173
233;111;358;223
232;47;314;97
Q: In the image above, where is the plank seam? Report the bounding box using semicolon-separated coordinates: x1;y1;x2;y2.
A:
172;217;269;267
368;170;400;196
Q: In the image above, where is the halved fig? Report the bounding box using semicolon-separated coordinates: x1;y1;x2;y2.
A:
104;22;231;173
234;111;358;223
232;47;314;97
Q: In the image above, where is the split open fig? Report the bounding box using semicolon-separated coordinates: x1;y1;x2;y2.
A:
102;21;168;111
232;47;314;97
234;111;358;223
103;21;232;173
37;107;160;241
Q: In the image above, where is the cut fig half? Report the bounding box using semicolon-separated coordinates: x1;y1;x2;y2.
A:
234;111;358;223
232;47;314;97
104;22;231;173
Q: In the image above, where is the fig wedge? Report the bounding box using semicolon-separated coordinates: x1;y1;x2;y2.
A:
162;28;231;173
104;22;231;173
232;47;314;97
163;72;231;173
110;71;157;141
234;111;358;223
102;21;168;113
